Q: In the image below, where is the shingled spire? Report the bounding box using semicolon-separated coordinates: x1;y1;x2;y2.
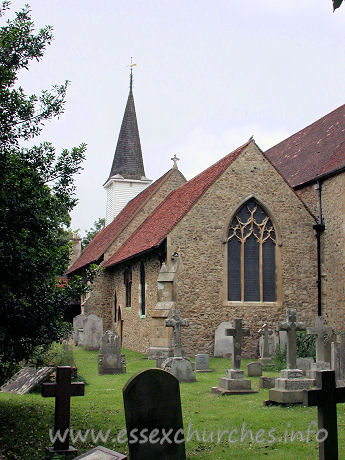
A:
107;68;146;181
104;66;152;226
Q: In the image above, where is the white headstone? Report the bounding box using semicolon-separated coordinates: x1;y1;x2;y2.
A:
214;322;234;357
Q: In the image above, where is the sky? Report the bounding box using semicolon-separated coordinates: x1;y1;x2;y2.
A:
6;0;345;235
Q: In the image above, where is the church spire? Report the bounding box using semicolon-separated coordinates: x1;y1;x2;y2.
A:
107;63;145;181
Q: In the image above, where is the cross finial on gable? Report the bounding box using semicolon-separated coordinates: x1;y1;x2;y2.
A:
171;154;180;169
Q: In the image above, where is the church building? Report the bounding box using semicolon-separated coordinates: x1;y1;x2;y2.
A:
67;76;345;358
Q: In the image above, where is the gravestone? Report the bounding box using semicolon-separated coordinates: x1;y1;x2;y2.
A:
73;313;85;347
247;362;262;377
1;367;53;395
304;370;345;460
73;446;127;459
214;322;234;357
98;330;126;375
296;357;314;376
306;317;333;381
259;377;276;389
266;309;314;405
42;366;84;456
258;324;274;365
212;319;257;395
331;334;345;384
123;369;186;460
161;310;196;382
195;354;212;372
83;314;103;351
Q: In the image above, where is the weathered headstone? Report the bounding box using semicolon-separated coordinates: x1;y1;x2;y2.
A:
123;369;186;460
214;321;234;357
83;314;103;351
73;445;127;459
259;377;276;389
73;313;85;347
1;367;53;395
212;319;257;395
306;317;333;381
161;310;196;382
42;366;84;455
266;309;313;405
247;362;262;377
98;330;126;375
331;334;345;384
296;357;314;376
258;324;274;365
195;354;212;372
304;370;345;460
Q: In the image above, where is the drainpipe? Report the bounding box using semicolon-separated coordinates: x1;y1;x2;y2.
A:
313;180;325;316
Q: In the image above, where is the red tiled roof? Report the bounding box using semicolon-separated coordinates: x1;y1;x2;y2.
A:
103;141;250;268
66;170;172;274
265;104;345;188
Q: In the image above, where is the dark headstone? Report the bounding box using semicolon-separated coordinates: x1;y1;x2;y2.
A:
123;368;186;459
42;366;85;455
304;370;345;460
1;367;53;395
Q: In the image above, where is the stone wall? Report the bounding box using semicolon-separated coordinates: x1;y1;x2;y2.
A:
319;173;345;331
167;143;318;358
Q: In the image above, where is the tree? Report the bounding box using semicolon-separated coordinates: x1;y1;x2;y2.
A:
0;2;94;383
333;0;343;10
82;217;105;249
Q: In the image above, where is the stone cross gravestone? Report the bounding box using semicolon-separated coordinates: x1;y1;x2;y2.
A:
226;318;250;370
307;316;333;363
164;309;189;358
83;314;103;351
214;321;233;357
42;366;85;455
266;310;313;405
162;310;196;382
98;330;126;375
212;319;257;395
123;368;186;460
258;324;274;365
1;367;53;395
303;370;345;460
278;309;306;370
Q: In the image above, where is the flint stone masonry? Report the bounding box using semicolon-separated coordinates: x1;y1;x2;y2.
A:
1;367;53;395
83;315;103;351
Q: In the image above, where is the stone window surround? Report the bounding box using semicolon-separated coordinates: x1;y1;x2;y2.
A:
222;195;282;307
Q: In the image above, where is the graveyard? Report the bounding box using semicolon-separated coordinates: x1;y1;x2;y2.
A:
1;345;345;459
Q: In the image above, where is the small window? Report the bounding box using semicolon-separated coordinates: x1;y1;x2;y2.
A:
227;199;276;302
124;267;132;309
140;263;145;316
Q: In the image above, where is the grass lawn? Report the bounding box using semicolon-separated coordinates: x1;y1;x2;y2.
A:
0;347;344;459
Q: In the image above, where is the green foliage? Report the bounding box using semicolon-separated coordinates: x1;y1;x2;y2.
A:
272;345;287;371
333;0;343;11
0;3;97;383
28;342;75;369
82;217;105;249
296;330;316;359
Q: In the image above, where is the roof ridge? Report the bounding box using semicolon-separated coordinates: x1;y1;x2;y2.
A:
103;140;251;268
66;168;175;274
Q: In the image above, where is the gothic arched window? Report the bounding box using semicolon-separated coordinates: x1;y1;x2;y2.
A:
227;199;276;302
124;267;132;309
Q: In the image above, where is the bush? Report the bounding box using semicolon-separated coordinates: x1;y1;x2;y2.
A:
296;331;316;359
28;342;75;368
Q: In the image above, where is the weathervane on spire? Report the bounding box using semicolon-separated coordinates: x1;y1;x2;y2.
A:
128;57;137;92
171;154;180;169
